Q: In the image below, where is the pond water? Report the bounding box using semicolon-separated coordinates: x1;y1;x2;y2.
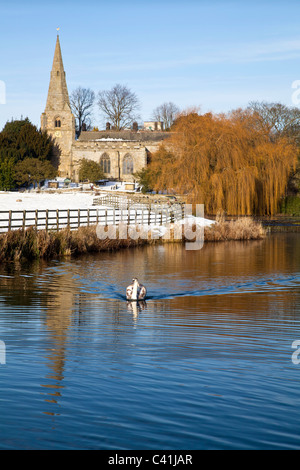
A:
0;233;300;450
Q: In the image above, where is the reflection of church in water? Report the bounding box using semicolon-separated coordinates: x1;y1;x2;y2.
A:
41;35;169;182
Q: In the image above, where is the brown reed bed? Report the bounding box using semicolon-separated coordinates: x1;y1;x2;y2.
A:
203;215;267;242
0;226;153;262
0;217;267;262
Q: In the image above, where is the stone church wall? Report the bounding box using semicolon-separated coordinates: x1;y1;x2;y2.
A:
71;140;149;182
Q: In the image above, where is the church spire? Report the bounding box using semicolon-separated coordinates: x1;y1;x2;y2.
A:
41;33;75;179
45;34;71;111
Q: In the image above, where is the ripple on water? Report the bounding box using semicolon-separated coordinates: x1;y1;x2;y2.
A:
0;235;300;449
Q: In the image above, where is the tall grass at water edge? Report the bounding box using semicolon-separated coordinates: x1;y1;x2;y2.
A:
0;217;267;262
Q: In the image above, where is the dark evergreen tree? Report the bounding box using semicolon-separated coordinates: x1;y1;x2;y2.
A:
0;118;54;163
0;158;15;191
0;118;56;189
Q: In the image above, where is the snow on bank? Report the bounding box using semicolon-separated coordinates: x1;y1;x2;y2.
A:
177;215;215;227
0;191;96;211
0;192;216;232
129;215;215;238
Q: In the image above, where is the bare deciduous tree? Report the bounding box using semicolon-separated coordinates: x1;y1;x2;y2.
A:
70;87;95;136
97;84;140;131
248;101;300;144
152;102;180;130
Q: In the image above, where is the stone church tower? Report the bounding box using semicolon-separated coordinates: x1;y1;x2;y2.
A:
41;35;75;177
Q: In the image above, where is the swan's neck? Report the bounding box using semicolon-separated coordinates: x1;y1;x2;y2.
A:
132;281;138;300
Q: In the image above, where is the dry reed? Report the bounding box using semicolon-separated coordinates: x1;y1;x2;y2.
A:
0;217;267;262
0;226;152;262
203;215;266;241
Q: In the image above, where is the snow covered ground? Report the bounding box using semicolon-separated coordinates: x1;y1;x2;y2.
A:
177;214;215;227
41;178;140;192
0;190;215;235
0;191;96;211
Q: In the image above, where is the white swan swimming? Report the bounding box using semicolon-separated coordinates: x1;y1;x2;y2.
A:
126;278;147;301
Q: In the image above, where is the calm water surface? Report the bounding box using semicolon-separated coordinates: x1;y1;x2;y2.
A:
0;233;300;449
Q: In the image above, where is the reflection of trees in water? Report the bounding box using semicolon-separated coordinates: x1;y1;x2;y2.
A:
0;235;299;334
93;235;300;295
153;291;298;323
0;234;298;310
152;235;299;281
0;259;49;307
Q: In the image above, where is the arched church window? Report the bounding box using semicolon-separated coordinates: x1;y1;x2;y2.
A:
100;153;111;174
55;119;61;128
123;154;134;175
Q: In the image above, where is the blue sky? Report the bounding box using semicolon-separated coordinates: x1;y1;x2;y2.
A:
1;0;300;130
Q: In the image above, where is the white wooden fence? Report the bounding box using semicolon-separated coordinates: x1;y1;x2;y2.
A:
93;193;183;210
0;205;184;234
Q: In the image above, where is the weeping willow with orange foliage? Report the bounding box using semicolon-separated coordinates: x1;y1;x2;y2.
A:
146;110;298;215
